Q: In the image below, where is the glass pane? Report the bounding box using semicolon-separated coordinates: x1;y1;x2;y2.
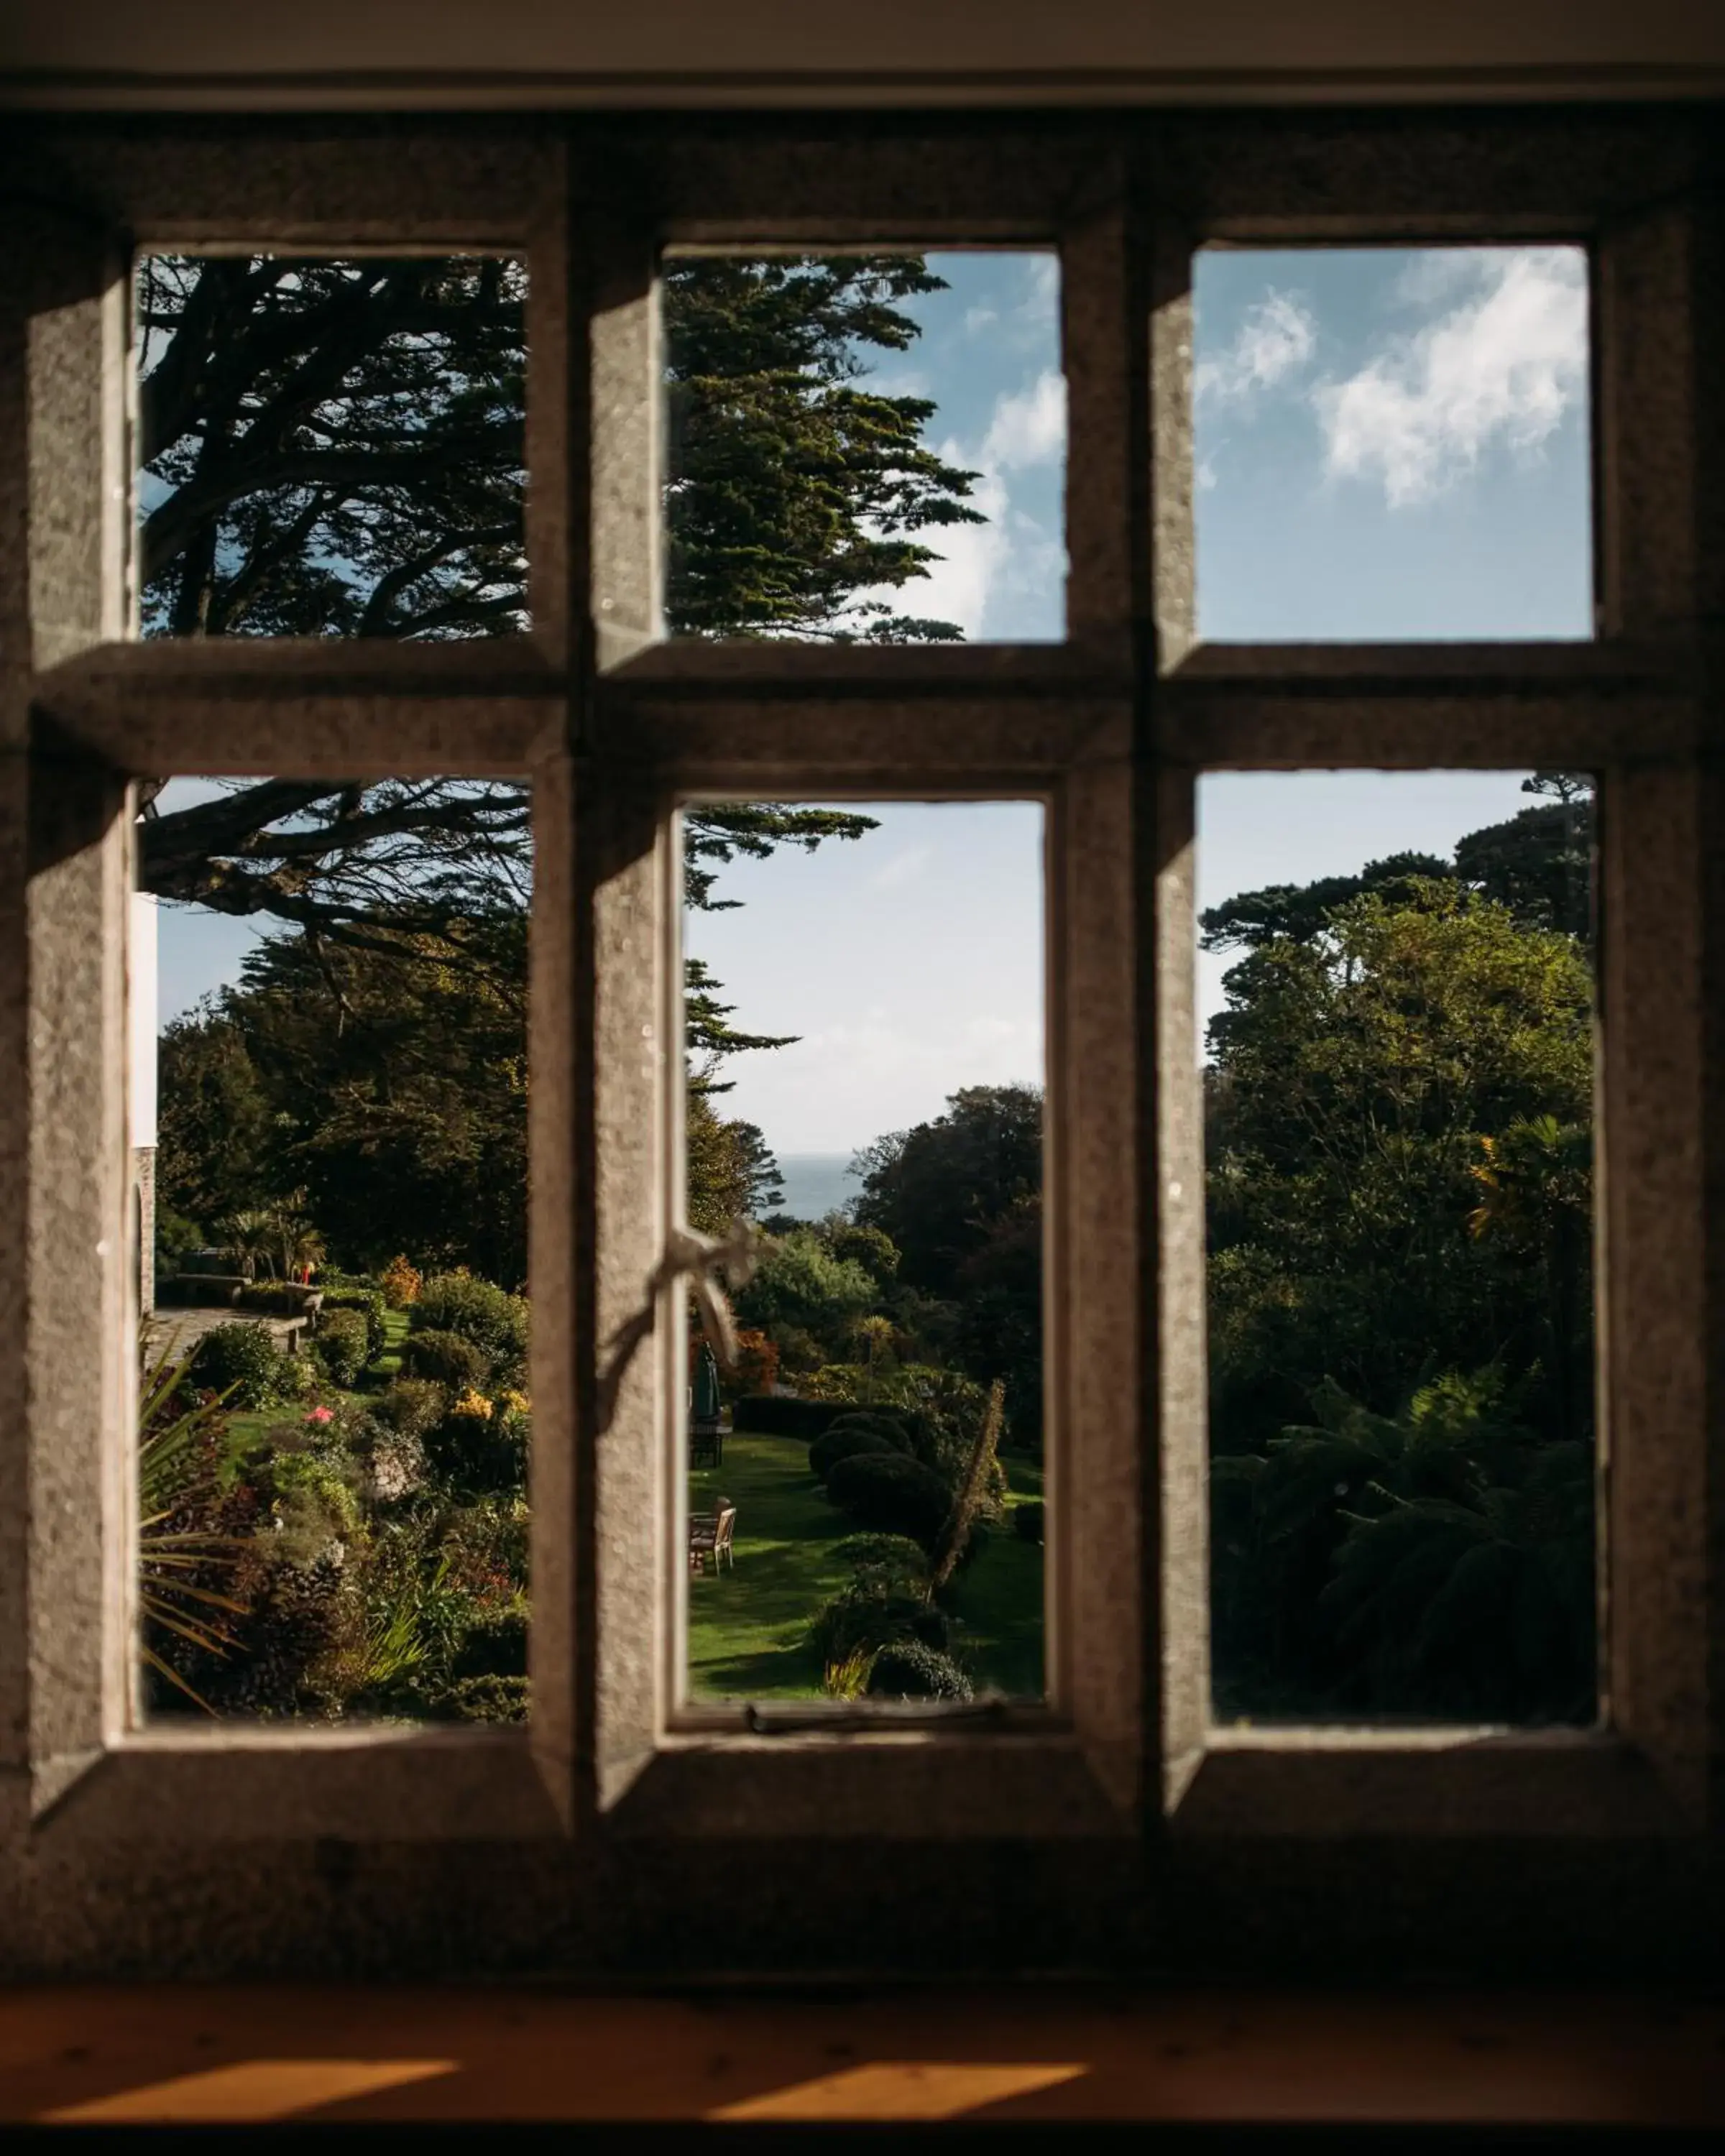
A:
135;257;527;637
664;252;1064;642
1202;771;1598;1726
678;800;1046;1705
1195;247;1592;639
134;775;531;1723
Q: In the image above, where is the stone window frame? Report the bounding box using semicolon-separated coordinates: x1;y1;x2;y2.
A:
0;111;1716;1970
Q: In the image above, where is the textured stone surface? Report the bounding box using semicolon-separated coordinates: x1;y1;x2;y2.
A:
0;107;1720;1984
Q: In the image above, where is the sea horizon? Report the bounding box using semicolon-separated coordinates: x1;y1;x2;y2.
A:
768;1151;861;1223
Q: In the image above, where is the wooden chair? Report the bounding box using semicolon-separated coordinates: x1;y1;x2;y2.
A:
689;1422;723;1470
688;1502;737;1576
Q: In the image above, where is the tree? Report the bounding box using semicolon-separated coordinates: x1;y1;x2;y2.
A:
1205;883;1594;1456
852;1084;1043;1301
663;255;983;642
137;256;527;640
134;252;976;942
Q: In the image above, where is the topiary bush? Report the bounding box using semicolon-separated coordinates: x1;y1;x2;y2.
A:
438;1673;528;1723
1013;1500;1046;1544
811;1584;947;1663
373;1377;447;1438
865;1641;973;1702
315;1308;371;1389
410;1273;528;1377
808;1426;902;1482
189;1321;290;1408
320;1285;387;1360
400;1328;491;1389
824;1451;953;1549
730;1396;851;1440
452;1597;529;1680
833;1533;931;1589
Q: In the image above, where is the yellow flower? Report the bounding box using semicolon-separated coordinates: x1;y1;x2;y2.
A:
498;1388;530;1416
451;1388;494;1421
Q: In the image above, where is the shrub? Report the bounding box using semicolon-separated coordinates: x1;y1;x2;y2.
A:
320;1285;387;1360
400;1328;490;1389
189;1321;289;1409
829;1409;914;1446
453;1597;529;1680
811;1585;947;1663
865;1641;973;1702
730;1396;851;1441
730;1327;779;1396
825;1451;953;1549
1014;1500;1046;1544
270;1351;312;1401
411;1273;528;1376
424;1392;528;1496
315;1309;371;1388
373;1377;447;1439
833;1534;931;1589
808;1426;901;1481
380;1254;423;1309
439;1673;528;1723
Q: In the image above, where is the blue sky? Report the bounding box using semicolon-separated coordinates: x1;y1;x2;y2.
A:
155;245;1593;1160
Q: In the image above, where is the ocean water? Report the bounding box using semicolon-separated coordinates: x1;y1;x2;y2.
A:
770;1153;859;1223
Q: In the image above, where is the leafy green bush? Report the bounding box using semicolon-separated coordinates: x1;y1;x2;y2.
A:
833;1533;930;1590
374;1378;448;1438
811;1584;947;1662
438;1673;528;1723
321;1285;387;1360
189;1321;290;1408
453;1598;529;1679
411;1273;528;1376
400;1328;490;1389
1013;1500;1046;1544
808;1426;901;1481
865;1641;973;1701
730;1396;851;1439
315;1309;371;1388
423;1392;528;1496
824;1451;952;1549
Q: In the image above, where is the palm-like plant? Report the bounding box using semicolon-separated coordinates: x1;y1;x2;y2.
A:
137;1344;254;1712
216;1209;275;1280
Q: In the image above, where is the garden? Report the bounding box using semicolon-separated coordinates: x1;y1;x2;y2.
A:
142;1258;531;1723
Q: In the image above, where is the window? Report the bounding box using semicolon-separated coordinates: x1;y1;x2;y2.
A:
4;107;1716;1978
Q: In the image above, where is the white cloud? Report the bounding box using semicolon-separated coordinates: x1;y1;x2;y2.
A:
980;369;1067;471
1195;290;1317;407
963;304;999;335
1315;248;1587;508
1195;453;1219;494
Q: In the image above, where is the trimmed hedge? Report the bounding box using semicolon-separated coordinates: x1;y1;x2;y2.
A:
824;1451;952;1549
808;1426;901;1482
188;1321;292;1409
865;1641;973;1702
320;1284;387;1360
811;1585;948;1664
315;1308;370;1389
730;1396;851;1440
1013;1500;1046;1544
400;1328;490;1388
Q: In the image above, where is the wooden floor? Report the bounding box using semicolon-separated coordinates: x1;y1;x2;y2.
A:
0;1987;1721;2124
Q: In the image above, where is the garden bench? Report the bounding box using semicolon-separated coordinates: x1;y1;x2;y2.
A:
688;1503;736;1576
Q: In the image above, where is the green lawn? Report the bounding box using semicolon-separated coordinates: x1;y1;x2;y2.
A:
686;1435;1045;1702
